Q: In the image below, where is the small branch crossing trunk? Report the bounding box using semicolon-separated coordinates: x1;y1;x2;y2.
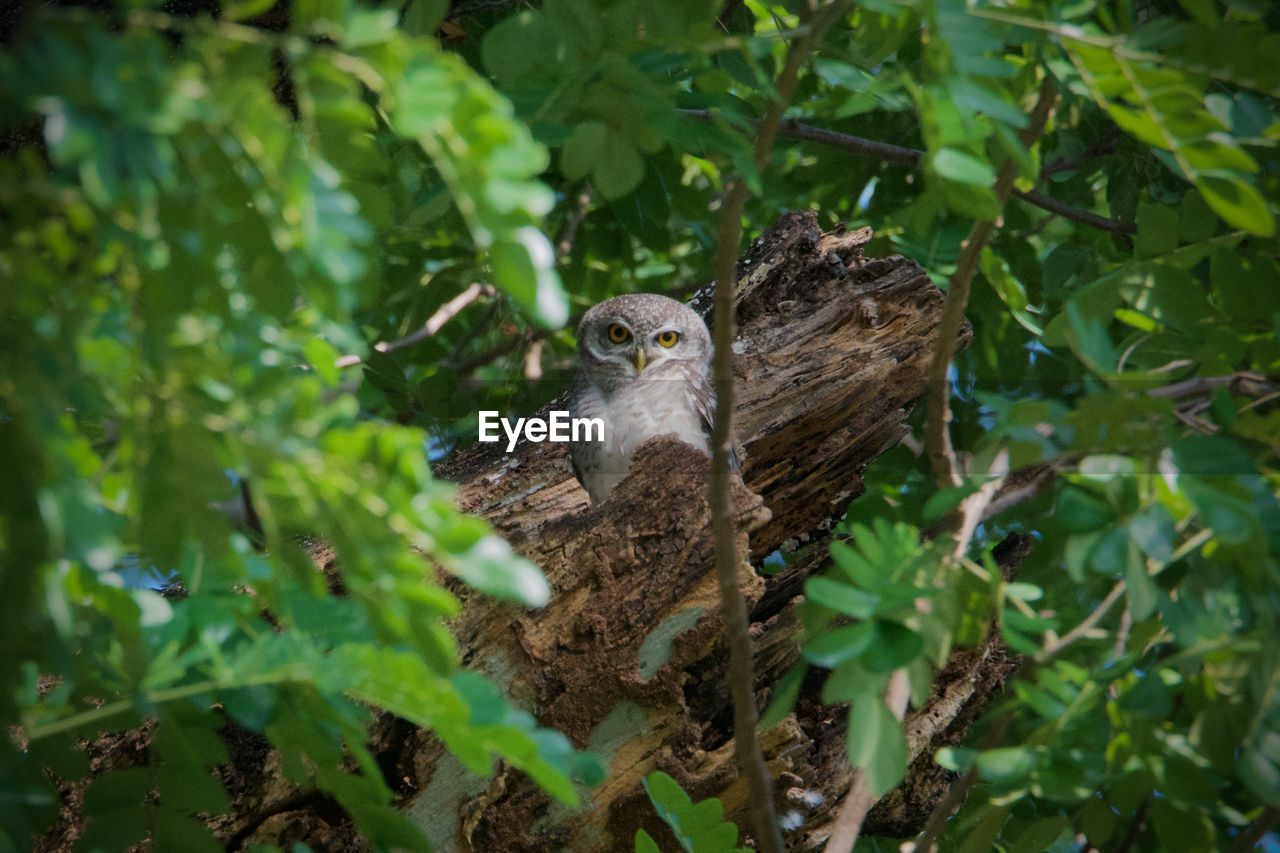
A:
39;211;1025;852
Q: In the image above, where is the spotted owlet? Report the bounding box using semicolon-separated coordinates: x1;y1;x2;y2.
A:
569;293;737;504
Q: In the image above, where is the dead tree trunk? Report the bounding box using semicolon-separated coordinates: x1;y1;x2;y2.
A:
373;209;1019;851
38;210;1023;852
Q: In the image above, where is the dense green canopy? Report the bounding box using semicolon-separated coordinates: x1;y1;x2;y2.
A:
1;0;1278;849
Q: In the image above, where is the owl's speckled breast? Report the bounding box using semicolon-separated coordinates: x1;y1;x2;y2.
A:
569;378;709;504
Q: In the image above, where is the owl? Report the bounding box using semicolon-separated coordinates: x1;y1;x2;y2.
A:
569;293;737;504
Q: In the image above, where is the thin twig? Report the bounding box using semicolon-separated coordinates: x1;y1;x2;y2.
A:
523;338;544;381
822;671;910;852
676;108;1137;236
1146;373;1260;398
709;4;850;851
554;186;593;260
827;450;1007;852
912;713;1015;853
446;188;593;373
914;572;1123;849
450;328;527;375
924;77;1059;489
951;450;1010;559
1039;133;1119;178
912;767;974;853
337;283;495;368
1232;805;1280;852
980;460;1064;523
1239;388;1280;414
854;78;1056;853
1038;581;1125;662
1014;188;1136;235
1114;795;1150;853
378;283;496;355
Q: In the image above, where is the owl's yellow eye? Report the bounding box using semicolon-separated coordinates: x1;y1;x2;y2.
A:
607;323;631;344
656;331;680;348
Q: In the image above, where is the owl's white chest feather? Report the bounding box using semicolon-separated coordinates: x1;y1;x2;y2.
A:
570;380;708;503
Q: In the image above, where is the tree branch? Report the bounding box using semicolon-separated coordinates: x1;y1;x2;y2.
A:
914;545;1129;847
924;77;1059;489
554;185;593;260
1232;805;1280;852
1013;188;1137;235
825;449;1008;852
912;712;1016;853
1039;132;1119;179
1038;581;1125;662
677;109;1137;236
822;670;911;852
709;4;849;850
337;282;495;368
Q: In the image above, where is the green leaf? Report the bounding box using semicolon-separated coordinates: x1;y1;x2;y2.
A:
644;771;693;820
449;534;550;606
489;232;570;329
1198;175;1275;237
1152;799;1215;851
641;771;742;852
593;134;645;200
1058;487;1114;533
804;576;879;619
803;622;875;668
1115;264;1214;334
1211;248;1280;320
1136;203;1179;257
1240;743;1280;806
957;805;1010;853
636;828;661;853
980;248;1043;335
561;121;607;181
75;805;149;852
1124;543;1158;620
923;483;976;524
845;697;908;796
401;0;448;37
83;767;152;812
977;746;1037;784
1064;299;1118;375
1181;477;1260;545
1004;582;1043;602
861;620;924;673
1129;504;1175;566
829;540;879;589
153;812;223;853
303;338;341;387
760;660;806;729
936;746;977;772
223;0;279;20
1119;670;1173;717
1009;816;1070;853
931;147;996;186
1178;189;1217;241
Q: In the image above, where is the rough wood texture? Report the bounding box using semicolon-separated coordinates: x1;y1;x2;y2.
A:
36;211;1022;852
398;209;997;851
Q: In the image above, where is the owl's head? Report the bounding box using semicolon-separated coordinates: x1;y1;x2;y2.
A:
577;293;710;381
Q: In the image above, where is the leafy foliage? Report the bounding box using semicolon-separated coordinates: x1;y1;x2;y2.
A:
0;5;591;850
2;0;1279;849
637;771;745;853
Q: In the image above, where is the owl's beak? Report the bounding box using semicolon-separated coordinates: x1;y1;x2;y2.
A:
632;348;646;374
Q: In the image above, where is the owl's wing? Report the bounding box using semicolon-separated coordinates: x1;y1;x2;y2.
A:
566;383;597;498
692;379;740;473
569;438;587;492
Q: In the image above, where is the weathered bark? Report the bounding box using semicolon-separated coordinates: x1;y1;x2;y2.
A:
381;209;1009;851
37;211;1023;852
